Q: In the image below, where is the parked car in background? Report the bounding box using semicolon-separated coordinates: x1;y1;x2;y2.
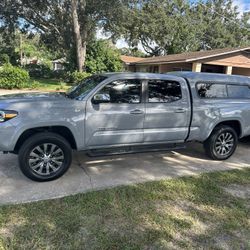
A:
0;72;250;181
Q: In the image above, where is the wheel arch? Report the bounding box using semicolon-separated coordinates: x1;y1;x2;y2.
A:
206;120;242;141
14;126;77;153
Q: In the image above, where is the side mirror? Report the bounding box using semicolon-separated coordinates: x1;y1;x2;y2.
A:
92;93;111;104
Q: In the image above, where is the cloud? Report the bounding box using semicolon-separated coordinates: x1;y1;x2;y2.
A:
233;0;250;15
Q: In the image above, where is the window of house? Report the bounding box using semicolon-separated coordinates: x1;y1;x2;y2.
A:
197;83;227;98
95;79;141;104
149;66;159;73
148;80;182;103
227;85;250;99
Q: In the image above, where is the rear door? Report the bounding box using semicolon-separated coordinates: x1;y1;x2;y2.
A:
85;78;145;147
144;78;191;143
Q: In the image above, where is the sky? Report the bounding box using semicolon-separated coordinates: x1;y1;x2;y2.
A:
97;0;250;51
232;0;250;14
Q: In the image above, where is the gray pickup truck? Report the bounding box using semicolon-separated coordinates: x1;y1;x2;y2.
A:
1;72;250;181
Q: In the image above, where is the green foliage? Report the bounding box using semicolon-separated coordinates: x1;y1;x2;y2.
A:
1;0;249;69
24;64;52;78
120;47;146;58
66;71;91;84
0;64;30;89
17;33;56;67
0;54;10;65
111;0;250;56
27;80;40;89
85;40;122;73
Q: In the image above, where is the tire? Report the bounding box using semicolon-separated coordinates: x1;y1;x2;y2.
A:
18;132;72;182
204;125;238;160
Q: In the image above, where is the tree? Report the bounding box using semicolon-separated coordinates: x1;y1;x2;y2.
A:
16;32;56;67
85;39;122;73
0;0;20;64
120;47;146;57
71;0;85;72
192;0;250;50
109;0;198;56
15;0;124;71
111;0;250;55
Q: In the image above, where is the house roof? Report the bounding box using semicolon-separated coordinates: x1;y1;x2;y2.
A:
134;46;250;65
52;58;66;63
120;55;145;64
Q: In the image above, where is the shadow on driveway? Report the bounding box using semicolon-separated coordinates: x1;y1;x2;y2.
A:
0;141;250;205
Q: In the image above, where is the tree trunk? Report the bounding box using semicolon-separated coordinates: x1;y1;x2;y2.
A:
20;33;23;66
71;0;84;72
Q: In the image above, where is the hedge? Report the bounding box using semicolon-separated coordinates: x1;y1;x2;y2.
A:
0;64;30;89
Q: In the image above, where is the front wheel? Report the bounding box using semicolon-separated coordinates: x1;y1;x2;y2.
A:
204;125;238;160
18;132;72;182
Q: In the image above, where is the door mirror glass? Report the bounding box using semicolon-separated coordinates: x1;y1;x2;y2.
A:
92;93;111;104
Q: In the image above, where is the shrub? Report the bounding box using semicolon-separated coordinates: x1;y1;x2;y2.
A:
25;80;40;89
0;64;30;89
24;64;52;78
66;71;91;84
51;70;67;79
0;54;10;65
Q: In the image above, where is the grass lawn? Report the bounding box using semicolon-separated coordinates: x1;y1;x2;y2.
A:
0;168;249;249
25;78;71;92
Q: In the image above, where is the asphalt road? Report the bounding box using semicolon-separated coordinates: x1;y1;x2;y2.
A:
0;142;250;205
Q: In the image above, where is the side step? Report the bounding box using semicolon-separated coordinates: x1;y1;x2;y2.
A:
87;143;186;157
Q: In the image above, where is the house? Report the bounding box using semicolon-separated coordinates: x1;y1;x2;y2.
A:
120;55;145;72
52;58;66;71
122;47;250;76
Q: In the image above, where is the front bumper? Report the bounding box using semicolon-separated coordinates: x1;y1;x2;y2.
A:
0;121;17;151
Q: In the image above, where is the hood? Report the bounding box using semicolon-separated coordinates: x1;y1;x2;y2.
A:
0;92;67;104
0;92;70;109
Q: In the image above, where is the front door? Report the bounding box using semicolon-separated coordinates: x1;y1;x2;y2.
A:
144;78;191;143
85;78;144;147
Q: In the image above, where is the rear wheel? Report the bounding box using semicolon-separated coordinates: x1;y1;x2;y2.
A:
18;132;72;182
204;125;238;160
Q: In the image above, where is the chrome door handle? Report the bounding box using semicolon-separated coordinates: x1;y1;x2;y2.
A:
130;109;144;115
174;108;186;113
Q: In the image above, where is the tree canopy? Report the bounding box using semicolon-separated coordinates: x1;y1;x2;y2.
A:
110;0;250;56
0;0;249;70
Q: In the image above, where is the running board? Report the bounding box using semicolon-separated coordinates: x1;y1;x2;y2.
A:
87;143;186;157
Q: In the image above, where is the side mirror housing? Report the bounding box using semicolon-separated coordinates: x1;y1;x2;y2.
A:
92;93;111;104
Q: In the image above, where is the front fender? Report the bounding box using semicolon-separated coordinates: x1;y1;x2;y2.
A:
9;120;84;151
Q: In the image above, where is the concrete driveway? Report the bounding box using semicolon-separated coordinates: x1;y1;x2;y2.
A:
0;142;250;205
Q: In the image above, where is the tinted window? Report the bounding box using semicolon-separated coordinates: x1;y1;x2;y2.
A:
95;79;141;104
148;80;182;103
227;85;250;99
197;83;227;98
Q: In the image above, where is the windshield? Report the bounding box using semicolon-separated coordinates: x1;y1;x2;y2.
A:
67;75;107;100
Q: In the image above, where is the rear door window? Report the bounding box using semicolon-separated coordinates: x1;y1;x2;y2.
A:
197;83;227;98
227;85;250;99
148;80;182;103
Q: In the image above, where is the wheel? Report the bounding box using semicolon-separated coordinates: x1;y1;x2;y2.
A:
204;125;238;160
18;132;72;182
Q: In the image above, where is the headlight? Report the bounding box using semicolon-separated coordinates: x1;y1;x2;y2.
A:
0;110;18;122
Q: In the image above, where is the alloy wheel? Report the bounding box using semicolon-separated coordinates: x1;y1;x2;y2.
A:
28;143;65;176
215;132;235;156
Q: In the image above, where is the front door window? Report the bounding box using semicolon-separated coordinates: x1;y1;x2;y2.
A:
93;79;141;104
